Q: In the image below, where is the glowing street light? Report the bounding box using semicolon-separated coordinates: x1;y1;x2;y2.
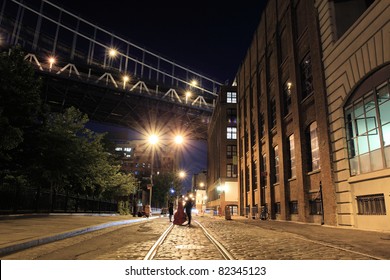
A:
178;170;186;179
174;135;184;145
149;134;159;145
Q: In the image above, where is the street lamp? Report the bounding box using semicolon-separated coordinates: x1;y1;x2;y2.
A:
148;134;159;207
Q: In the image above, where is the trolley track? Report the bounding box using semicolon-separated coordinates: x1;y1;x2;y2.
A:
144;219;235;260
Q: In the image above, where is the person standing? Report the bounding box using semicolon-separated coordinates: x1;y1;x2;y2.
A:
168;202;174;222
184;198;193;226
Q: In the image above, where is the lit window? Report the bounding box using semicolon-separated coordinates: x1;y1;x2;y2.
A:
307;122;320;172
345;79;390;175
227;91;237;103
289;134;296;178
283;81;292;116
227;127;237;139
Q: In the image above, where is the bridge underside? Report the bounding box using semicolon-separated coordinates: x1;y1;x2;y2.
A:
41;73;211;140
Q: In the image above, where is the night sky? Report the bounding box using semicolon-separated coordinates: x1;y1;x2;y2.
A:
58;0;266;190
58;0;266;83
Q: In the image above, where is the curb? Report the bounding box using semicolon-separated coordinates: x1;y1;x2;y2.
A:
0;216;160;257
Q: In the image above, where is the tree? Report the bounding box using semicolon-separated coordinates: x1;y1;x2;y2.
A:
0;47;43;191
152;172;184;208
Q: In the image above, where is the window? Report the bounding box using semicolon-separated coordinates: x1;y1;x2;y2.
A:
259;113;265;138
280;28;288;63
261;154;267;187
289;201;298;214
283;81;292;116
227;127;237;139
333;0;374;39
226;164;237;178
307;122;320;172
345;79;390;175
294;0;307;38
270;98;277;128
357;194;386;215
289;134;296;178
252;160;258;189
300;53;313;100
227;91;237;103
274;202;281;214
226;145;237;158
310;199;323;215
227;108;237;124
274;145;279;183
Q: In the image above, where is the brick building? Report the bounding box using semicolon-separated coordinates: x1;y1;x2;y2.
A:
207;86;239;216
236;0;389;230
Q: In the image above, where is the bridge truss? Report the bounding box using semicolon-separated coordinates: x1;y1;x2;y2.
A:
0;0;223;140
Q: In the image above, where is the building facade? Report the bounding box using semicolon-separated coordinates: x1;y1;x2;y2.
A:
207;86;239;215
192;170;208;213
317;0;389;231
236;0;389;231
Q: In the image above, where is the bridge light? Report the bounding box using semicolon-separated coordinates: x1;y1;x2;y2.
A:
185;91;191;104
108;48;118;57
190;79;198;87
122;75;130;89
48;56;56;72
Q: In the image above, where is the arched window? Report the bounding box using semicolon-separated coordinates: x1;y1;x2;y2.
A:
344;64;390;175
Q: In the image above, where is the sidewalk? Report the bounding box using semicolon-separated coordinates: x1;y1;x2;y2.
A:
0;213;158;257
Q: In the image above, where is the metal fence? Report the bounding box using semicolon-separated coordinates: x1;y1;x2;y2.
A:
0;188;118;214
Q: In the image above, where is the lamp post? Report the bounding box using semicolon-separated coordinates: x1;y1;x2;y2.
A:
148;134;159;207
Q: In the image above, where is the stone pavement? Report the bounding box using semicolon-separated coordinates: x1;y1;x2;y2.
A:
1;213;390;259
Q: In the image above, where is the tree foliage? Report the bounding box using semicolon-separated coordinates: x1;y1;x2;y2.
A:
152;172;184;207
0;47;137;212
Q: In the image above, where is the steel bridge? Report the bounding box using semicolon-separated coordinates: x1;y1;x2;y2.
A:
0;0;222;140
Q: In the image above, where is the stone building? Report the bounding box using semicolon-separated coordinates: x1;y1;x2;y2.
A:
207;86;239;215
236;0;389;230
318;0;389;231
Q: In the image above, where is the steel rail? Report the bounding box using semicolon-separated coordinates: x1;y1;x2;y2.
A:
143;222;174;260
194;220;235;260
144;219;235;260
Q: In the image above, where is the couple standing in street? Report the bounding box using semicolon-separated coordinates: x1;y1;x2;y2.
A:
172;198;193;226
